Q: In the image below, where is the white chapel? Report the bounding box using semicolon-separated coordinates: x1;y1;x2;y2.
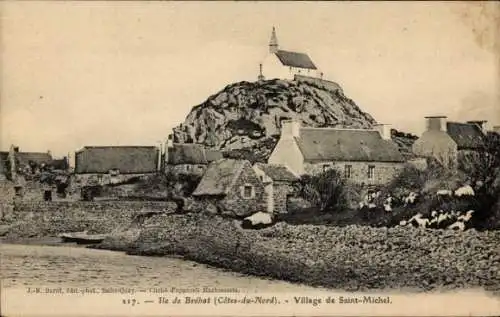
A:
258;27;322;81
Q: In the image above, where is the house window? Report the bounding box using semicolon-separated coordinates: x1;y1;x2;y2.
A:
368;165;375;179
344;165;352;178
241;185;254;199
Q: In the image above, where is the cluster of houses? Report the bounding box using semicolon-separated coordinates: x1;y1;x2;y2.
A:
3;113;494;215
2;27;499;214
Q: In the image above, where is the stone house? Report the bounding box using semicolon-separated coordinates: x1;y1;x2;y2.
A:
74;146;160;186
268;120;406;185
0;146;53;180
412;116;487;169
192;159;266;217
165;143;223;176
253;163;299;213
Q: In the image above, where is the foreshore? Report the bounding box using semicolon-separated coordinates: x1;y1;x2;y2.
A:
1;203;500;294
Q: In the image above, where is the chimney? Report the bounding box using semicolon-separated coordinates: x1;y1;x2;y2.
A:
280;119;301;140
374;124;392;140
156;142;163;172
425;116;447;132
164;134;174;169
466;120;487;135
8;145;17;181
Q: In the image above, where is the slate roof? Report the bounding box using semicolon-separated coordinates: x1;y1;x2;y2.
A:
192;159;249;196
446;122;485;150
295;128;405;163
75;146;159;174
167;144;223;165
275;50;317;70
254;163;299;182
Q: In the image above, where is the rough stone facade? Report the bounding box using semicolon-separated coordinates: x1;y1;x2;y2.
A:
305;161;405;186
216;165;266;217
273;182;295;213
166;164;207;177
74;173;155;186
1;201;173;238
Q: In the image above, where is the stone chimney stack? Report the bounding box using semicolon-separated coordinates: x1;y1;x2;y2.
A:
466;120;488;135
374;124;392;140
164;134;174;170
8;144;17;181
425;116;447;132
280;119;301;140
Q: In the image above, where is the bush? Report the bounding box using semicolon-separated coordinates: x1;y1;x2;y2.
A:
298;169;348;212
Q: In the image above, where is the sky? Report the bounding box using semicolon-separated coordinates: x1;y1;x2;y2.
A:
1;1;499;157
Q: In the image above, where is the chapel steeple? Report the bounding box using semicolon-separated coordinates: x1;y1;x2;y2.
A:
269;26;279;54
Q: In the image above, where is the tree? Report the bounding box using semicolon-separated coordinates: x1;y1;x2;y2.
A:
298;169;347;212
462;132;500;229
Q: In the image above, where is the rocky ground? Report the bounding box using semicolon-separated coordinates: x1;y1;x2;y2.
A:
2;196;498;294
96;212;500;294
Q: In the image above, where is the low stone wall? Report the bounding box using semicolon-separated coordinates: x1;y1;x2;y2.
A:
0;201;173;238
124;213;500;293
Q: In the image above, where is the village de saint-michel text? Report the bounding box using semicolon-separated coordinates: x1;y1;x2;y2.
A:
157;295;392;306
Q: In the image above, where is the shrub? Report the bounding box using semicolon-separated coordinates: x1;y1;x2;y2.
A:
298;169;348;212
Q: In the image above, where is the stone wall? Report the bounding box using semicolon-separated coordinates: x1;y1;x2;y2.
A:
305;161;405;185
73;173;155;187
166;164;207;177
273;182;295;213
219;164;266;216
0;201;173;238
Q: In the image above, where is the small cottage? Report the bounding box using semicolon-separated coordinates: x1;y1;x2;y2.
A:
165;143;223;176
268;120;406;185
412;116;487;169
253;163;299;213
192;159;266;217
74;145;160;185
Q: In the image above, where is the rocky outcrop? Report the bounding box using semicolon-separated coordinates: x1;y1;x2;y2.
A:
172;78;377;151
